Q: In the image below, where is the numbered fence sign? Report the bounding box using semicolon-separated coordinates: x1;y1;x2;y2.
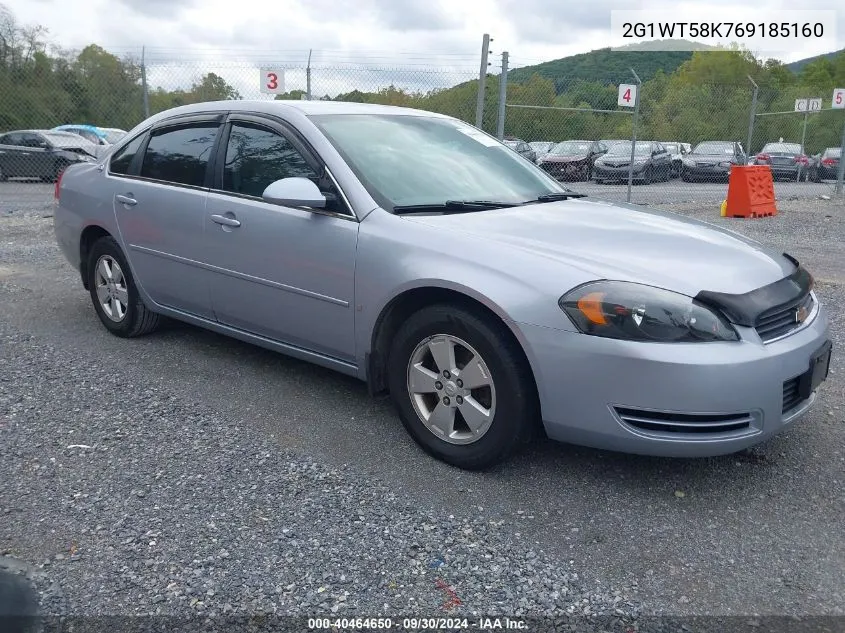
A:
794;99;808;112
618;84;637;108
808;98;822;112
833;88;845;109
260;68;285;94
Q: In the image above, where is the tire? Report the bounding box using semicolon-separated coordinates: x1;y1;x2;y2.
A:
386;304;537;470
595;178;603;184
642;167;652;185
0;165;6;182
86;236;161;338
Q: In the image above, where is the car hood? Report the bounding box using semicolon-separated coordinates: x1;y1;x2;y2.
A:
401;198;793;297
542;154;588;162
687;153;734;162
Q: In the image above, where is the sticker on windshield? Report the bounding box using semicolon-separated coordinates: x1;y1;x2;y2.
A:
456;127;501;147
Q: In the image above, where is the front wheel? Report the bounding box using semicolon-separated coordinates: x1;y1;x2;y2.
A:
387;305;537;470
87;236;162;338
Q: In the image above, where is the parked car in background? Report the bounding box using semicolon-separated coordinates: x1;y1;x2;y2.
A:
503;137;537;162
593;140;672;184
809;147;841;182
681;141;747;181
53;124;109;145
753;142;810;181
0;129;99;182
537;140;608;181
659;141;688;177
53;125;127;151
52;100;831;469
99;127;128;144
528;141;556;162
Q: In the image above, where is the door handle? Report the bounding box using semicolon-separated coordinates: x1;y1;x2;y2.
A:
115;194;137;206
210;214;241;228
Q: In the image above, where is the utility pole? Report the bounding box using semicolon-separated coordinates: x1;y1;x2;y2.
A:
475;34;491;128
141;46;150;118
306;49;312;101
626;68;642;204
836;119;845;196
496;52;508;140
746;75;758;158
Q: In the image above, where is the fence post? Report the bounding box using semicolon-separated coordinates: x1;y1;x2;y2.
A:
496;52;508;140
306;49;312;101
836;119;845;196
746;75;758;157
475;33;491;128
799;111;808;182
141;46;150;118
626;68;642;204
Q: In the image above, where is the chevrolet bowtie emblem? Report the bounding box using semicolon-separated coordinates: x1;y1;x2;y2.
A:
795;305;809;323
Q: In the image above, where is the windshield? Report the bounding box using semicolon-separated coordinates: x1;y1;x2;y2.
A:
762;143;801;154
550;141;591;155
311;114;566;209
606;142;651;156
693;142;734;155
663;143;679;153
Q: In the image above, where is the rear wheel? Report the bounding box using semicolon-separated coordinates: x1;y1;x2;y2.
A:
0;165;6;182
642;166;653;185
387;304;537;470
87;236;161;338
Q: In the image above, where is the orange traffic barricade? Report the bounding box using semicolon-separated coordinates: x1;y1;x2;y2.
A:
723;165;777;218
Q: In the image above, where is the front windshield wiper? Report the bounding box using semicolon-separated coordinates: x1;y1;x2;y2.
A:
530;192;587;203
393;200;521;214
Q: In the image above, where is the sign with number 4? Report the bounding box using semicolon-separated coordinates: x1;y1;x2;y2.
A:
833;88;845;109
260;68;285;94
618;84;637;108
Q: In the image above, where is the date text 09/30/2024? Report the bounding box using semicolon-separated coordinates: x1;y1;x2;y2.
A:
308;617;528;630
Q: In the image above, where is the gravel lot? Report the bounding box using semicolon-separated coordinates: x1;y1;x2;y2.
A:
1;190;844;627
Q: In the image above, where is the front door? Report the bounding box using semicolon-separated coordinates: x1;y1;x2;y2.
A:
110;118;222;319
204;117;359;362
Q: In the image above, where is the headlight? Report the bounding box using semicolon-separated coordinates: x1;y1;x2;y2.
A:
558;281;739;343
682;158;694;166
718;161;732;167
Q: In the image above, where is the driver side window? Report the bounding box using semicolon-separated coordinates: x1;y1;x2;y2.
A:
222;122;350;215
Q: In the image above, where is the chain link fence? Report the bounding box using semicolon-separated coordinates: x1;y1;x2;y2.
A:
502;75;845;206
1;43;843;212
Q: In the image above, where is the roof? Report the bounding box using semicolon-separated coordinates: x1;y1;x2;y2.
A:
147;99;452;121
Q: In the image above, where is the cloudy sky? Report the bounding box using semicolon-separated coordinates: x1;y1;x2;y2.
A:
3;0;843;97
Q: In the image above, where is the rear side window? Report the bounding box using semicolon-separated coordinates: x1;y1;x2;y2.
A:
140;123;219;187
110;134;146;175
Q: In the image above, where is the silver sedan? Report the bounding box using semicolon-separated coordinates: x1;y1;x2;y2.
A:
53;100;832;469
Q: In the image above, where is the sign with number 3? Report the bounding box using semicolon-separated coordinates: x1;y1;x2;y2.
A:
618;84;637;108
260;68;285;94
833;88;845;109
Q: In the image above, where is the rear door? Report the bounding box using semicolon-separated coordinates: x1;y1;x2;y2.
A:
109;114;224;319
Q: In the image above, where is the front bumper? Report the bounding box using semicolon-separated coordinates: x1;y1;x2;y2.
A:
517;299;831;457
683;164;731;179
594;163;646;180
540;160;590;180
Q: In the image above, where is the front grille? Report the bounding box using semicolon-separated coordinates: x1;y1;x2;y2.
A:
614;407;754;435
782;376;804;413
755;293;814;342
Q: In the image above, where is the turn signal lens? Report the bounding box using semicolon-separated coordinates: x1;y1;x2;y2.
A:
576;292;608;325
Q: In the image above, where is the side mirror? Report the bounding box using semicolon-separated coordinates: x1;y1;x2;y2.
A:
261;177;326;209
